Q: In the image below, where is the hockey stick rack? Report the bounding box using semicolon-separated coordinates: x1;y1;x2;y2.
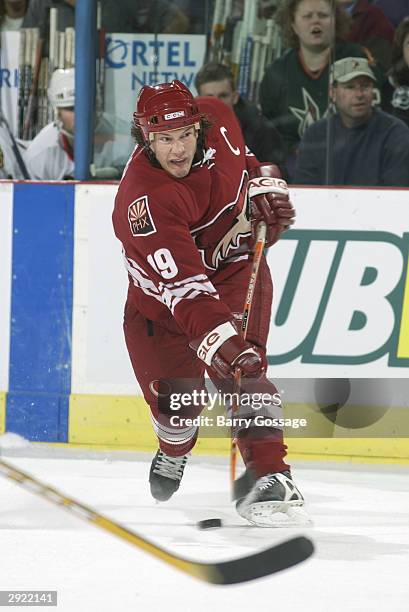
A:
0;458;313;584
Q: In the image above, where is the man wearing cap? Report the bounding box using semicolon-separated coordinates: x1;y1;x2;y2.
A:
295;56;409;186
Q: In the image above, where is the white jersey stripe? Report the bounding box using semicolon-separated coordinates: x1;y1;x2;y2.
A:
123;252;221;315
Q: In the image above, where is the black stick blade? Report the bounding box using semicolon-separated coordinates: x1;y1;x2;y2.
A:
195;536;314;585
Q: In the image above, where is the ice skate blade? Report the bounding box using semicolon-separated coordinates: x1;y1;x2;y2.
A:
239;502;312;528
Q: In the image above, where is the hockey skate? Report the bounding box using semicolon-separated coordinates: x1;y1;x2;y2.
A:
236;471;311;527
149;450;189;502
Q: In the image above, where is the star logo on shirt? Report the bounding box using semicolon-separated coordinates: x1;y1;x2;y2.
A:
290;88;324;138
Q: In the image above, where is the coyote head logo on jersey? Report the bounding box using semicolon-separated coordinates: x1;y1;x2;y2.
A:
128;195;157;237
193;173;251;270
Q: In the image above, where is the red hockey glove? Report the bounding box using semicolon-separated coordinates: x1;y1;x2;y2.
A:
190;321;266;379
248;165;295;248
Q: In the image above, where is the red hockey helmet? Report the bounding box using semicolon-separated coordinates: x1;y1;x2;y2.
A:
133;80;201;142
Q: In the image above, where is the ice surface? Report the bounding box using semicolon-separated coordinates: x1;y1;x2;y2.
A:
0;449;408;612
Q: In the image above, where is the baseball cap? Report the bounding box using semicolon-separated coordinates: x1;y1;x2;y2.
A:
331;57;376;84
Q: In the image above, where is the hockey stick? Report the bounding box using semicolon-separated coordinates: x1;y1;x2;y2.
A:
0;458;313;584
96;2;106;116
37;57;49;130
23;34;43;140
21;29;34;139
17;29;26;138
48;7;58;123
230;221;267;486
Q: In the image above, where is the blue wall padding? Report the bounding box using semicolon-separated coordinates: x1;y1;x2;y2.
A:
7;183;75;441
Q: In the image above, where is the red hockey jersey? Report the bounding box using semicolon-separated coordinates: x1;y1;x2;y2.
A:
112;97;262;340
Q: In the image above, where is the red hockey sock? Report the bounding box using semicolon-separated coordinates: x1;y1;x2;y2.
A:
237;427;290;477
158;431;198;457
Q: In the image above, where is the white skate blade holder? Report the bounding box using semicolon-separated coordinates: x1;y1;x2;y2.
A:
236;471;313;528
241;502;313;528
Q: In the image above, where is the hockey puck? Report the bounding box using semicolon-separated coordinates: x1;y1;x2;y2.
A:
197;518;223;530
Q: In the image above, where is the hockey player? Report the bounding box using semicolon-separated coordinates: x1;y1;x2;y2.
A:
25;68;76;180
25;68;133;180
112;80;305;526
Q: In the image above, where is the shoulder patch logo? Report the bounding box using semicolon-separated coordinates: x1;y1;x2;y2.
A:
128;196;156;237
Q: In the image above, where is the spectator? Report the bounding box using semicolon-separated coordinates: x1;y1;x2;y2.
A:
168;0;207;33
0;0;28;31
337;0;395;71
374;0;409;29
295;57;409;186
23;0;188;34
25;68;133;180
259;0;381;180
102;0;188;33
382;16;409;128
23;0;75;33
258;0;279;19
195;62;285;166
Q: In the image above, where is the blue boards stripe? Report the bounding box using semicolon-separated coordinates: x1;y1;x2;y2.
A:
7;183;75;441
